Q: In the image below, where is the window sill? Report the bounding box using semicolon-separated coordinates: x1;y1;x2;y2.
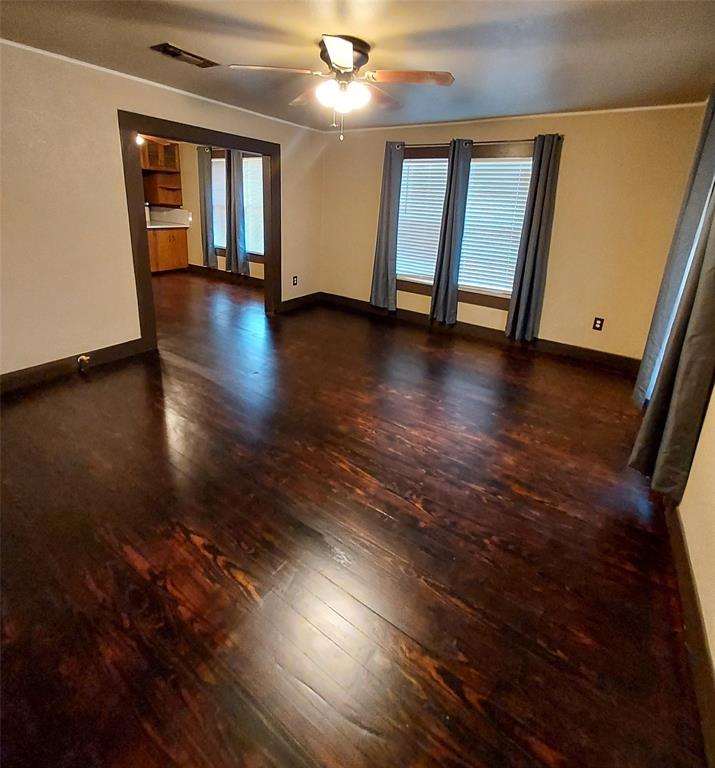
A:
214;247;264;264
396;279;510;310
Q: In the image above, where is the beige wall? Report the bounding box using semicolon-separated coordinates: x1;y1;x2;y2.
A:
178;142;264;280
0;41;323;373
0;39;706;375
680;393;715;662
320;105;704;358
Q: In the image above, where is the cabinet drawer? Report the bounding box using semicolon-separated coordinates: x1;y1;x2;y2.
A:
147;228;188;272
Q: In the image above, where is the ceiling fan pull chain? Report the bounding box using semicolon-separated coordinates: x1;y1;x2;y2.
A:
340;112;345;141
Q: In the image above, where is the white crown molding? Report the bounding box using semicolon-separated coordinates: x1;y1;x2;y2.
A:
340;100;707;134
2;37;707;137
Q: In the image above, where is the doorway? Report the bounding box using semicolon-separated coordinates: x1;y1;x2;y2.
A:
118;111;282;353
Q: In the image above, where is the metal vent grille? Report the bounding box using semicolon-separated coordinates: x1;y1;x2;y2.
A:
150;43;218;69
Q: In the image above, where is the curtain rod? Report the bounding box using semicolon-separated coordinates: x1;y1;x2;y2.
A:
405;139;534;147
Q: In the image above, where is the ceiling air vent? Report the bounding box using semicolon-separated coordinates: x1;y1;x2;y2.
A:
150;42;218;69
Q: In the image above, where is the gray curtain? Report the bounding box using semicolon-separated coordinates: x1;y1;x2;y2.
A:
506;134;563;341
225;149;250;276
629;183;715;502
430;139;473;325
197;146;217;269
370;142;404;311
634;88;715;406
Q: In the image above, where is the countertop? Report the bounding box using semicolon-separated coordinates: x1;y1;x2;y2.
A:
147;222;190;230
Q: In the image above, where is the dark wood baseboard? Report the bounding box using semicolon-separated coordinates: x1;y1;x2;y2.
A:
666;507;715;767
1;338;155;396
531;338;641;376
186;264;263;288
152;267;193;275
1;289;640;395
317;292;388;317
318;293;508;343
279;293;322;313
316;292;639;375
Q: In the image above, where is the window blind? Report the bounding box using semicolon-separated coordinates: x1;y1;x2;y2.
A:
210;155;264;254
459;158;532;294
211;157;227;249
395;158;448;282
242;156;264;255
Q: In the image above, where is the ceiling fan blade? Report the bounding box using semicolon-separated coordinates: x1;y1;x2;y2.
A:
289;85;318;107
322;35;354;72
228;64;324;75
366;84;400;109
364;70;455;86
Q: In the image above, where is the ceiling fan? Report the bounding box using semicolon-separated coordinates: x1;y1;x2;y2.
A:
228;35;454;138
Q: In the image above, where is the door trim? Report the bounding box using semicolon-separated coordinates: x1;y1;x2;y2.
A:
117;110;283;355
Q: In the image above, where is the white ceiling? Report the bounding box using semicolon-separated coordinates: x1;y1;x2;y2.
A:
1;1;714;130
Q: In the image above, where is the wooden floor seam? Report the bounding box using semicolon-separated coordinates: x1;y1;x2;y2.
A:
1;272;706;767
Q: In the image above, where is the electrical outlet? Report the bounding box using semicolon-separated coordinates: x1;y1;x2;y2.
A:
592;317;604;331
292;275;298;286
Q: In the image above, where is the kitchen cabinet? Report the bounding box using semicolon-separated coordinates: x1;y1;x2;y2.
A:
147;228;188;272
143;173;183;207
140;139;181;172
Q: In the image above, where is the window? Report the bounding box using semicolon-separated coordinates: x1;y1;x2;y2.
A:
210;153;265;255
211;157;227;249
242;156;265;255
395;146;533;297
459;157;532;295
395;158;448;283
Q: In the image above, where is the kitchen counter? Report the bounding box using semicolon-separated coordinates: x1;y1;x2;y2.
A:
147;222;190;230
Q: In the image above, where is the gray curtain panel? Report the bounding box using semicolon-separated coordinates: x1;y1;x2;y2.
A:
370;141;404;311
197;146;217;269
225;149;250;276
430;139;473;325
634;87;715;406
506;134;563;341
629;183;715;502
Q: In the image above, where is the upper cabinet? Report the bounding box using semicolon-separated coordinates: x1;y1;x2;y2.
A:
140;137;183;207
143;172;183;207
140;139;181;172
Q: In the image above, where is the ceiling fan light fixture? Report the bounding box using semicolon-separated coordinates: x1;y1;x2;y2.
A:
315;78;339;107
321;35;354;73
333;84;353;114
347;81;371;109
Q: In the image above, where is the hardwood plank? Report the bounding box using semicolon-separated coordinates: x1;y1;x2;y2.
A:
0;273;705;767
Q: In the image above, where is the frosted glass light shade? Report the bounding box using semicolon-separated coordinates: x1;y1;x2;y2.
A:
347;82;371;109
334;87;353;114
316;79;339;107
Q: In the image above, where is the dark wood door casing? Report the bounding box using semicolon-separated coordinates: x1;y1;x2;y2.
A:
118;110;283;353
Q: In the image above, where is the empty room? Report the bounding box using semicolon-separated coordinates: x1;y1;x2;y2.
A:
1;2;714;766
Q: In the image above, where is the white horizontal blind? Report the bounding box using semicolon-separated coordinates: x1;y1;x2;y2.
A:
211;158;227;249
210;155;264;254
395;158;448;282
459;158;532;294
242;156;265;255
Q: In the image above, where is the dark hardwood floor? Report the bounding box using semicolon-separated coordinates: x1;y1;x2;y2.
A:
1;273;705;767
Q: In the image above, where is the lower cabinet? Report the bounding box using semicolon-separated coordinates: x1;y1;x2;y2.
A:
147;228;188;272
